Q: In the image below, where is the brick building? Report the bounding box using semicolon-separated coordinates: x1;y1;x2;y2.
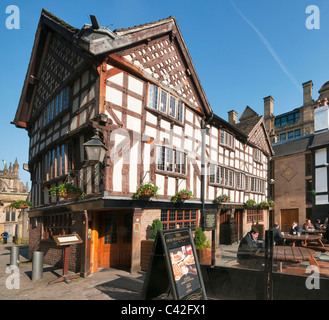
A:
268;81;329;230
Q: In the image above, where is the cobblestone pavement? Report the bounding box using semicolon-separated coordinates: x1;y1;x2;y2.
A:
0;243;239;300
0;244;145;300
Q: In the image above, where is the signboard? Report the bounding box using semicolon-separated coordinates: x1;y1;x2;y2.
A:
53;234;83;246
204;210;217;231
142;228;207;300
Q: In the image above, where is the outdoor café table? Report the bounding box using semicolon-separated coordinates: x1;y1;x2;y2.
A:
302;229;325;235
281;234;324;247
253;246;317;272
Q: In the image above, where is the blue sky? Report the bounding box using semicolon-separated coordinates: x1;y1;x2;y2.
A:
1;0;329;186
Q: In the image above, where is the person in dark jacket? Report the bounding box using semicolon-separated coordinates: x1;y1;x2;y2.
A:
1;231;8;244
288;221;303;246
289;221;302;235
237;228;262;268
271;223;283;245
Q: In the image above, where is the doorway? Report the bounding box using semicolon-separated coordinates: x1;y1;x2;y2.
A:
281;209;299;232
97;211;132;269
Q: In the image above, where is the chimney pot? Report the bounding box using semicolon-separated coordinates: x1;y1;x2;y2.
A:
228;110;238;125
264;96;274;118
302;80;313;105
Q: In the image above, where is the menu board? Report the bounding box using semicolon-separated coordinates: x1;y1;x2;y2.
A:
142;228;207;300
164;229;204;300
204;210;217;231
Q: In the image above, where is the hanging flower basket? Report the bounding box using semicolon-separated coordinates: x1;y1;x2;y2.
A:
140;189;154;198
49;182;85;199
216;194;230;204
60;190;80;199
10;200;33;209
178;193;190;200
172;189;194;203
133;183;159;200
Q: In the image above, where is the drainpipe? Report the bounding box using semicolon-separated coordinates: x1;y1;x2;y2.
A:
80;210;90;277
200;113;213;227
201;113;214;264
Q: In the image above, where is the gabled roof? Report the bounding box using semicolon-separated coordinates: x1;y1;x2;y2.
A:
113;16;175;36
14;10;212;128
233;106;274;156
234;115;263;137
239;106;259;122
211;113;248;143
13;9;83;128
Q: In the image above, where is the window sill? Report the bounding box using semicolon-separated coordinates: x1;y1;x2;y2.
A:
145;106;184;127
208;182;235;189
219;143;235;151
155;169;187;179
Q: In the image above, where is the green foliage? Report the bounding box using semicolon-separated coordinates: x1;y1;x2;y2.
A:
133;182;158;200
49;182;85;199
171;189;194;203
311;190;317;196
149;219;163;240
215;194;230;203
268;200;275;207
259;201;269;208
245;199;275;209
194;227;211;249
245;199;257;209
10;200;33;209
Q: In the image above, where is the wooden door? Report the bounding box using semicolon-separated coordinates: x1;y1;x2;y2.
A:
98;212;132;269
281;209;299;232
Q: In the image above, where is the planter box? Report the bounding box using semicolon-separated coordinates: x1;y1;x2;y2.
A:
19;204;28;209
140;240;155;271
196;248;212;265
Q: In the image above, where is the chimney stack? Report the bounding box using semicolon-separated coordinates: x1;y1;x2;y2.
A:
228;110;238;125
302;80;313;105
264;96;274;118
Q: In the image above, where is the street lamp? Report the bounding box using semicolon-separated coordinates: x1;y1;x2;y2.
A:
83;129;108;163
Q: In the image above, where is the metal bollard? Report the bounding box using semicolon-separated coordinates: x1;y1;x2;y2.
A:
32;251;44;281
10;246;20;267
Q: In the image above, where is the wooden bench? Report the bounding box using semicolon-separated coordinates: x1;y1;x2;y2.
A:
306;243;329;253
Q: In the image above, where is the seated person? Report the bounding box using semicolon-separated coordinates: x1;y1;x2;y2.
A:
289;221;302;235
288;221;303;246
271;223;283;245
237;228;263;268
303;219;314;231
315;219;323;230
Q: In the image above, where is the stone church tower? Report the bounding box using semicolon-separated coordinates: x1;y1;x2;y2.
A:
0;159;29;243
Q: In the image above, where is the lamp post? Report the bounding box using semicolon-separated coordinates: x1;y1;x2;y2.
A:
83;129;108;163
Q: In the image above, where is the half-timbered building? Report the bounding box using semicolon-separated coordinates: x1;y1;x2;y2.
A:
13;10;273;275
